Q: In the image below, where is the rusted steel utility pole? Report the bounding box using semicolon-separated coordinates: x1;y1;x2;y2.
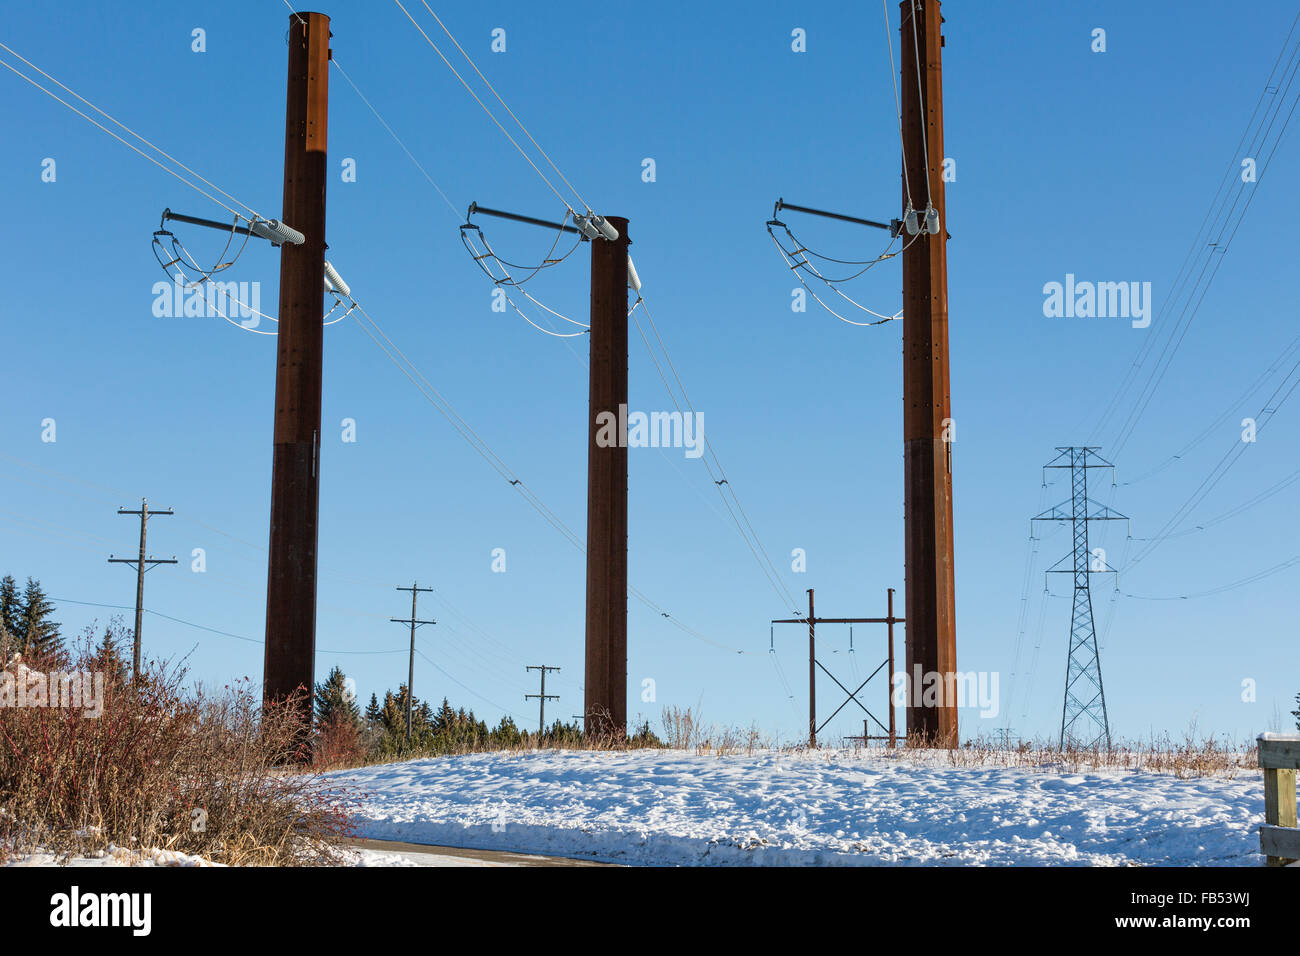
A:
108;499;176;681
584;216;630;738
807;587;816;747
900;0;958;744
771;588;904;748
264;10;330;727
886;586;897;746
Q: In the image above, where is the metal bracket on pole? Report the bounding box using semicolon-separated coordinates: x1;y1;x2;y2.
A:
160;208;305;246
772;197;895;232
466;201;583;236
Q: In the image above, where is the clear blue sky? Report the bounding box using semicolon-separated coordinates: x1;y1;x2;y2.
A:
2;0;1297;745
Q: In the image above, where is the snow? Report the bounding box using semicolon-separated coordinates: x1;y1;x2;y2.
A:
345;847;506;867
4;845;221;867
325;748;1267;866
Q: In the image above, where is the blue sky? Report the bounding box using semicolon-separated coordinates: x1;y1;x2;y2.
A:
1;0;1298;745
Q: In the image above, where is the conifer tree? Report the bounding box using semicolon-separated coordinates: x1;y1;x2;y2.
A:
16;578;61;662
314;666;361;731
88;619;131;687
0;575;19;655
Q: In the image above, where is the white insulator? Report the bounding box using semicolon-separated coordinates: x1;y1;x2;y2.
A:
323;260;350;298
592;216;620;241
627;255;641;292
904;209;920;236
573;215;601;240
251;218;306;246
925;207;941;235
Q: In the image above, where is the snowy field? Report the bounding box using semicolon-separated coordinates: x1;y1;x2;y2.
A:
326;748;1267;866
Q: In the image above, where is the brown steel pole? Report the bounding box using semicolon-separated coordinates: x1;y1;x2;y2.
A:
887;586;897;747
264;11;330;731
583;217;630;739
900;0;957;745
806;588;816;747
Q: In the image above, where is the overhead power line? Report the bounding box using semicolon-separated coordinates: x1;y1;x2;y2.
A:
1089;11;1300;455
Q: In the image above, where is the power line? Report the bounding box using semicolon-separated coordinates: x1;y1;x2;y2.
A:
1091;14;1300;454
416;2;592;213
1129;348;1300;566
390;0;578;212
0;42;264;222
348;298;745;653
51;597;406;656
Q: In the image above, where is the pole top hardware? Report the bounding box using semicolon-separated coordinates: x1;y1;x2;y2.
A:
771;197;897;234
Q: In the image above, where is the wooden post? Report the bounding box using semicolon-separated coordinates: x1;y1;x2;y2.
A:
1259;734;1300;866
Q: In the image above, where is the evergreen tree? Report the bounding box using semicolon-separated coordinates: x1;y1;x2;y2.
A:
364;692;381;724
1292;692;1300;732
493;715;523;748
432;697;456;736
314;666;361;731
16;577;61;662
88;619;131;686
0;575;19;656
378;689;406;739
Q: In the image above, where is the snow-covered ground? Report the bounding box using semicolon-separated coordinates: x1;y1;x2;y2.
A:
4;845;220;867
326;748;1267;866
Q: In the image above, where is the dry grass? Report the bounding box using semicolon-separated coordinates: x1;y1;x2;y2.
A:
836;726;1258;779
0;642;355;866
661;706;768;756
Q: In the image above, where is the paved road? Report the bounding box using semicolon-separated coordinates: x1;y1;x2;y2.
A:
346;837;610;867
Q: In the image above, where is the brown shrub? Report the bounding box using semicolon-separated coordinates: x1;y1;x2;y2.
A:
0;638;356;866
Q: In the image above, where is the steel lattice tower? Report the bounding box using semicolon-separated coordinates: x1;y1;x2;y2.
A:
1033;448;1127;748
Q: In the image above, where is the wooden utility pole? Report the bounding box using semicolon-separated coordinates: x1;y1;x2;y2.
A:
264;11;330;726
525;665;561;736
108;499;176;681
391;582;435;744
899;0;958;743
584;216;630;738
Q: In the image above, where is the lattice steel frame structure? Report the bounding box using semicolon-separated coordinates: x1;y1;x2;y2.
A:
1033;448;1127;749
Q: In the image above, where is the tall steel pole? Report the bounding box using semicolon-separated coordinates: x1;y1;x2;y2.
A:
584;217;630;738
900;0;958;743
887;587;897;747
807;587;816;748
264;11;330;728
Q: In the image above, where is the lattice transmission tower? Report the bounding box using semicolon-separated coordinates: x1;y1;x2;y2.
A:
1032;448;1127;748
